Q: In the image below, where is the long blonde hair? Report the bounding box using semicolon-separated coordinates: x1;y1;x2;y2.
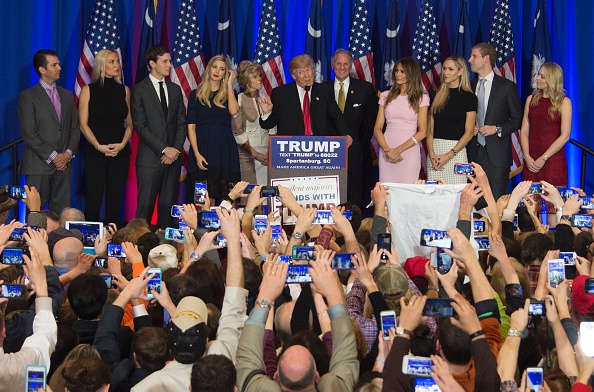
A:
531;62;565;118
384;57;424;113
91;49;121;85
431;56;472;114
196;55;231;108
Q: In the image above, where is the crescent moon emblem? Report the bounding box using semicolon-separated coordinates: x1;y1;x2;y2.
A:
218;19;230;30
308;19;321;38
386;26;400;38
145;8;153;28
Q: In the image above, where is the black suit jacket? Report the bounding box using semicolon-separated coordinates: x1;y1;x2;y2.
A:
131;77;187;168
259;82;348;136
467;74;522;168
323;78;377;148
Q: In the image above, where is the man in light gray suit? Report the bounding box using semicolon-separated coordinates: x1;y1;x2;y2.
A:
132;46;186;228
467;43;522;199
18;49;80;214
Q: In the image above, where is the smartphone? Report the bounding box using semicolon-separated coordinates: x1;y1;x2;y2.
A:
178;217;190;230
170;205;184;218
213;233;227;247
0;284;26;299
9;185;27;199
548;259;565;288
285;265;313;283
402;355;433;377
560;252;577;265
244;184;256;194
422;298;455;317
9;227;27;241
414;377;441;392
313;210;333;225
585;278;594;294
453;163;474;176
198;211;221;229
580;322;594;357
578;196;594;209
420;229;452;249
526;367;543;388
380;310;397;339
277;255;292;264
425;180;439;185
377;233;391;260
270;222;282;242
572;214;593;228
475;236;491;250
513;214;519;230
254;215;267;235
343;210;353;220
260;185;279;197
194;181;207;204
1;248;26;265
292;245;314;261
164;227;187;242
557;187;578;199
107;243;126;258
529;299;545;316
101;275;117;289
93;257;108;269
528;183;544;194
331;253;356;270
64;221;104;248
25;365;46;392
430;248;452;274
146;268;162;299
473;221;485;234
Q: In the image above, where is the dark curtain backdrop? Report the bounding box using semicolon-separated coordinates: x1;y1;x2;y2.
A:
1;0;592;220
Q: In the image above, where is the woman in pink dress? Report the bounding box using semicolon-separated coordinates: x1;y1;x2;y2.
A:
520;62;571;186
374;57;429;183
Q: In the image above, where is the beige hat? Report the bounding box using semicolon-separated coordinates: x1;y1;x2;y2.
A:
373;263;413;313
172;296;208;332
148;244;178;270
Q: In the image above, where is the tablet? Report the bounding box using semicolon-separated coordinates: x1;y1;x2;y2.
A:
64;221;104;249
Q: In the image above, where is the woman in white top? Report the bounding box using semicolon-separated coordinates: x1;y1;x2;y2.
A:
233;61;276;185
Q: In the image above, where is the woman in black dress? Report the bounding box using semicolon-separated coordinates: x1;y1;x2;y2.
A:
79;49;132;225
186;55;240;202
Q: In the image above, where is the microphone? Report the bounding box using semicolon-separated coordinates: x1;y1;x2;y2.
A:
304;85;311;92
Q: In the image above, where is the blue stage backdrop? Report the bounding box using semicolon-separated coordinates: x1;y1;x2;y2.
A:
1;0;592;218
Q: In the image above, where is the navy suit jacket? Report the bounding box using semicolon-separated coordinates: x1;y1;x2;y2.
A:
259;82;348;136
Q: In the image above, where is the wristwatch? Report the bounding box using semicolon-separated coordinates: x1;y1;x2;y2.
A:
560;214;571;222
495;125;503;137
292;231;303;240
395;327;413;338
256;298;270;309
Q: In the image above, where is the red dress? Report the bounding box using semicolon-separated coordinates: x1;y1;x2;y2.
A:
522;97;568;186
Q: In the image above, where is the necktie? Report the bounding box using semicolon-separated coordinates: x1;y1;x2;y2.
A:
338;82;346;113
48;87;61;121
159;81;168;118
477;78;486;146
303;87;312;136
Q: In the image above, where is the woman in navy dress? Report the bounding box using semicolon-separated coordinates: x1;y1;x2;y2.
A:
186;55;240;202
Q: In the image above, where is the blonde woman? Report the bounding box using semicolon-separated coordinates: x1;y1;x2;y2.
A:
186;55;240;202
427;55;477;184
520;62;571;185
78;49;132;224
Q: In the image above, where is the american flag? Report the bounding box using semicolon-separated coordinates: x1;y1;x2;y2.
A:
348;0;376;86
254;0;285;95
411;0;441;93
489;0;524;176
74;0;123;105
170;0;206;106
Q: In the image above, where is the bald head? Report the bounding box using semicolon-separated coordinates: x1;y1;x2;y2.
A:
274;301;296;343
59;208;85;227
53;237;84;269
276;345;318;392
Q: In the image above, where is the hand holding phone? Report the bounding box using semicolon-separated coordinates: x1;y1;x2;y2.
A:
146;268;162;299
380;310;397;339
453;163;474;176
420;229;452;249
25;365;46;392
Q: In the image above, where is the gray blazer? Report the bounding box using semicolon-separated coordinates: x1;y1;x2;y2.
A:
131;77;186;168
18;83;80;175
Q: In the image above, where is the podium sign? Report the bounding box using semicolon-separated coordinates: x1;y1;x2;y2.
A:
268;136;348;224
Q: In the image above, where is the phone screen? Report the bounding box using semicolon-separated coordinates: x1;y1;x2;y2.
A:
244;184;256;194
560;252;576;265
107;244;126;258
330;253;356;270
198;211;221;229
292;246;314;261
453;163;474;176
343;210;352;220
572;214;593;228
405;356;434;376
214;233;227;247
548;259;565;288
1;248;24;265
473;221;485;233
585;278;594;294
380;312;396;336
147;268;162;299
93;257;108;268
529;300;545;316
431;249;452;274
527;368;543;387
414;378;440;392
271;223;281;241
557;187;578;199
420;229;452;249
277;255;292;264
101;275;115;289
578;196;594;209
65;221;103;248
422;298;455;317
0;284;26;299
26;368;45;392
165;227;186;242
285;265;312;283
378;234;391;260
194;182;207;204
528;183;544;194
313;210;333;225
170;205;184;218
9;227;26;241
9;186;27;199
254;215;267;235
475;236;491;250
580;322;594;357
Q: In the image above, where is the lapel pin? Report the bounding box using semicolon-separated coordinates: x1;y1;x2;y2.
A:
315;96;319;100
350;90;354;94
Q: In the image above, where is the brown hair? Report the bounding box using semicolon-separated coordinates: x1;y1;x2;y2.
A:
384;57;424;113
472;43;496;68
237;60;263;91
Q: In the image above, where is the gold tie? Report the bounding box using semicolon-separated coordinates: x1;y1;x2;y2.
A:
338;82;346;113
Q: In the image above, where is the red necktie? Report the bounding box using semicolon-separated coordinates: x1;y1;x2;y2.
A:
302;89;312;136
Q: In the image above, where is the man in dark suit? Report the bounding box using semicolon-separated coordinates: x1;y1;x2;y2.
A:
467;43;522;199
131;46;186;228
18;49;80;214
324;49;378;207
259;54;351;142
